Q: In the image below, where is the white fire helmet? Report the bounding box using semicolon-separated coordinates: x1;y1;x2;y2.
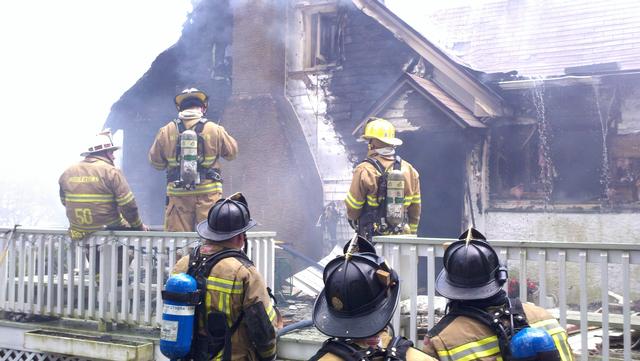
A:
81;129;120;157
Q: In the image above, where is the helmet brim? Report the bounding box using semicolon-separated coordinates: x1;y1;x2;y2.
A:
312;271;399;339
361;135;403;146
196;219;257;241
435;269;503;301
175;91;208;108
80;145;120;157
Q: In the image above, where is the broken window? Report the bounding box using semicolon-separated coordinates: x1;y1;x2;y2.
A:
609;134;640;203
306;11;342;68
490;125;544;200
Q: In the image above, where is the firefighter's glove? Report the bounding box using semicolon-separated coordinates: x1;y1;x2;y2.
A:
244;301;277;361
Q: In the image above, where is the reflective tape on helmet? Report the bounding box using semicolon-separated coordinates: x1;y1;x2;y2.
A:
436;335;501;361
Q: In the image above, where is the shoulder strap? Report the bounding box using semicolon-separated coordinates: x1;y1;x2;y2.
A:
508;298;530;329
187;247;252;278
384;336;413;361
363;157;385;176
193;118;210;134
426;312;457;338
173;119;186;134
393;155;402;171
310;339;367;361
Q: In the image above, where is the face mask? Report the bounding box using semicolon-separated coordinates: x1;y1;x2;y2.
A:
375;146;396;156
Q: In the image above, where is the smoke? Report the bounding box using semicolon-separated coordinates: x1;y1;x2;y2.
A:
0;0;191;227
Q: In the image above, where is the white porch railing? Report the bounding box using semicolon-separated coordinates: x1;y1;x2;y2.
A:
0;227;276;329
375;235;640;361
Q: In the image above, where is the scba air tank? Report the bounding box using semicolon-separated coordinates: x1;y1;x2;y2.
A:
510;327;561;361
160;273;198;359
180;130;199;187
385;168;405;228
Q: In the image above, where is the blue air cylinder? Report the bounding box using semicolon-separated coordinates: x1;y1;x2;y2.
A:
160;273;198;359
510;327;561;361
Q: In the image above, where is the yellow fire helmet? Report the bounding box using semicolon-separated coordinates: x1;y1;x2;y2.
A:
81;129;120;157
174;88;209;110
361;117;403;146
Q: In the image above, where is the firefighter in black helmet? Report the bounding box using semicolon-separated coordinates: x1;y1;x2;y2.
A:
309;248;436;361
422;228;574;361
171;193;279;361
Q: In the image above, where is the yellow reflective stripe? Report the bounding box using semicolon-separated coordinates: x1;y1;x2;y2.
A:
149;158;166;169
409;223;418;232
65;193;115;203
552;332;573;361
167;158;179;167
129;217;142;228
70;216;121;231
411;194;421;204
345;193;364;210
366;194;380;207
206;276;243;294
116;192;134;206
403;199;412;206
267;303;276;322
437;335;501;361
258;343;276;358
530;319;564;336
348;192;365;205
201;156;217;167
167;182;223;196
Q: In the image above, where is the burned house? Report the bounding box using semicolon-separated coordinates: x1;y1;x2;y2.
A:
105;0;640;254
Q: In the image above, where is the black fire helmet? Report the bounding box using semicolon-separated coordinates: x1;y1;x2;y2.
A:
435;229;507;301
313;253;400;339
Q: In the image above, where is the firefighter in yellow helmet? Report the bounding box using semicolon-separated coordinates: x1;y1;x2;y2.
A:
59;130;148;240
422;228;574;361
149;88;238;232
345;117;421;240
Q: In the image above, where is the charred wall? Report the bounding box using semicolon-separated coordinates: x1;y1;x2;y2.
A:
105;1;233;225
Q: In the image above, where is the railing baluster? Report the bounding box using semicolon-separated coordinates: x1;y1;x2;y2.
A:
622;252;631;361
36;235;45;315
110;237;118;323
267;237;275;290
132;237;141;324
56;235;64;316
519;248;527;302
7;232;16;311
144;237;152;325
88;236;97;319
17;234;25;312
66;240;75;317
156;237;165;327
427;245;436;330
168;238;176;275
46;235;53;315
121;237;130;324
558;250;567;329
389;244;401;335
538;249;546;308
600;251;609;361
0;231;10;310
26;234;35;314
407;245;418;345
99;238;107;322
77;239;85;318
579;251;588;361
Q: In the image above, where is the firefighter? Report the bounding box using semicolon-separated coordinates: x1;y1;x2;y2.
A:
346;117;421;241
310;247;436;361
59;130;148;241
149;88;238;232
422;228;574;361
172;193;278;361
